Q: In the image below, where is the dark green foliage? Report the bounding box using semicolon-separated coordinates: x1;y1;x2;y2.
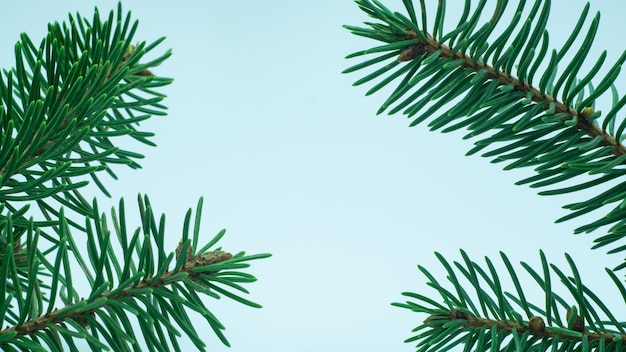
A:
393;250;626;352
0;3;269;350
0;2;172;234
344;0;626;259
0;196;270;351
345;0;626;351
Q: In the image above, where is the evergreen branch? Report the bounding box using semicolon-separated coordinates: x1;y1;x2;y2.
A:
0;196;270;351
0;2;172;232
393;250;626;352
344;0;626;260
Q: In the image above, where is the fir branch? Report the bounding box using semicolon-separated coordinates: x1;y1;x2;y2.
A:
1;251;232;337
0;196;270;350
0;4;270;350
396;29;625;157
344;0;626;259
393;250;626;352
422;310;623;344
0;3;173;232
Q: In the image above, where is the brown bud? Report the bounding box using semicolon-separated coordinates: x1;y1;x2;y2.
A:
397;44;427;62
451;309;469;320
195;251;233;266
175;240;193;261
566;308;585;333
572;316;584;333
580;107;594;118
123;45;137;62
528;316;545;333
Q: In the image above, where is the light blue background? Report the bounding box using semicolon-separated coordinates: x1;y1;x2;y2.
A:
1;1;625;351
